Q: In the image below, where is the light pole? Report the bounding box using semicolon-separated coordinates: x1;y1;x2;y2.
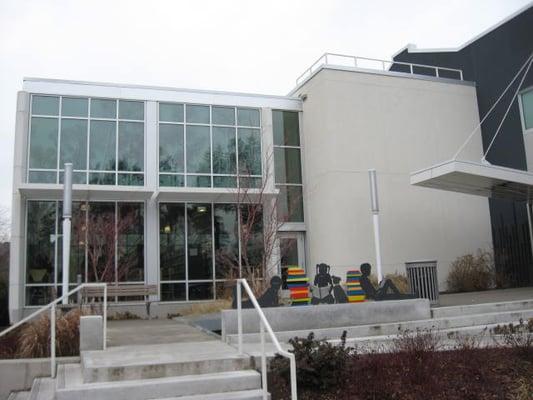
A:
62;163;73;304
368;169;383;282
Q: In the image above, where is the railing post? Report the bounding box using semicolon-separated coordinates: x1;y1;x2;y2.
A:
289;354;297;399
260;320;267;400
50;304;56;378
410;64;413;74
459;70;463;80
237;280;243;355
435;67;440;78
103;284;107;350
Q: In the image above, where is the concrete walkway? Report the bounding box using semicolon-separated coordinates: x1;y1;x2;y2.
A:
437;286;533;307
106;318;216;347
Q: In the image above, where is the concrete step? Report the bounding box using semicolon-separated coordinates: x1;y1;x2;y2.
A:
157;389;270;399
81;341;252;382
226;308;533;344
55;370;261;400
432;299;533;318
28;378;55;400
7;392;30;400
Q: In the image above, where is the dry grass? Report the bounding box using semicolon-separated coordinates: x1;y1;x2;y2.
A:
447;249;494;292
369;272;410;294
176;299;232;317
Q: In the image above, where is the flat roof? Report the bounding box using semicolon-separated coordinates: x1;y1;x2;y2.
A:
411;160;533;202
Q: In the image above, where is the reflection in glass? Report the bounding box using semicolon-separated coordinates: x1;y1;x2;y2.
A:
118;122;144;171
237;108;260;127
161;283;186;301
159;103;184;122
159;203;186;281
187;204;212;280
274;147;302;184
119;100;144;120
60;119;87;170
240;205;263;273
273;110;300;146
29;117;58;169
32;96;59;116
117;203;144;282
91;99;116;118
186;175;211;188
90;120;116;170
186;126;211;173
62;97;88;117
186;105;210;124
159;124;184;172
188;282;213;300
238;128;261;175
214;204;238;279
212;127;236;174
159;174;184;187
212;106;235;125
277;185;304;222
26;201;56;285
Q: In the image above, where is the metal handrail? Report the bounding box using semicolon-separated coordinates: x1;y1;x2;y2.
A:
296;52;464;85
0;283;107;378
236;279;297;400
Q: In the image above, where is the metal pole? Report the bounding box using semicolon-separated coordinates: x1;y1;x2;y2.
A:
260;320;267;400
368;169;383;282
62;163;73;305
237;281;243;355
51;304;56;378
103;284;107;350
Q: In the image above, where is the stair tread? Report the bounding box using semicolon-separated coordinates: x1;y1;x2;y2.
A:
58;369;260;390
157;389;269;399
29;378;55;400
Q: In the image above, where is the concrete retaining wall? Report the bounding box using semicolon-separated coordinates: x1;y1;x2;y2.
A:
0;357;79;400
221;299;430;337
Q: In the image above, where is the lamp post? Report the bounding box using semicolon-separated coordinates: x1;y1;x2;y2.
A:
368;169;383;282
62;163;73;304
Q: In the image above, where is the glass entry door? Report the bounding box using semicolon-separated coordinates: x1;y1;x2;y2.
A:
279;232;305;289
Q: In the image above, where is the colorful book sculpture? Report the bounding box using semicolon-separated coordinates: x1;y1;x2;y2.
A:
346;270;366;303
286;266;311;306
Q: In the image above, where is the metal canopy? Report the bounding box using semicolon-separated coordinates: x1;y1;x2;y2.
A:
410;160;533;202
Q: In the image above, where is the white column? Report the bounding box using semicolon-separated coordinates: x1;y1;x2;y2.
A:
368;169;383;282
62;163;73;304
145;101;159;300
9;91;30;323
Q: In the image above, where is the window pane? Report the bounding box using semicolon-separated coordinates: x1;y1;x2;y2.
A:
522;90;533;130
187;204;212;280
212;106;235;125
161;283;186;301
91;99;116;119
237;108;260;127
238;128;261;175
60;119;87;170
273;110;300;146
186;126;211;173
160;203;186;281
118;173;144;186
59;171;87;184
186;175;211;188
277;185;304;222
119;100;144;120
239;176;262;188
89;172;115;185
26;286;55;306
213;176;237;188
212;127;236;174
26;201;56;285
214;204;238;279
240;205;263;270
188;282;213;300
29;117;58;169
62;97;88;117
58;202;87;284
159;103;184;122
186;105;210;124
32;96;59;115
159;174;184;187
90;120;116;170
159;124;184;172
29;171;57;183
117;203;144;282
118;122;144;171
274;147;302;184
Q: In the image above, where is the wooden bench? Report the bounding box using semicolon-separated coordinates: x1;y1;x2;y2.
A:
81;284;158;316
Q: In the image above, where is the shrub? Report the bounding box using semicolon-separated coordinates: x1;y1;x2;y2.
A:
270;331;354;391
446;249;494;292
491;318;533;359
369;273;409;293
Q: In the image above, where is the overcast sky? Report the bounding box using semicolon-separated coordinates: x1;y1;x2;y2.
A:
0;0;531;214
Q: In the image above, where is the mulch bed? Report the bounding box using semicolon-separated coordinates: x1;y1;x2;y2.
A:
268;347;533;400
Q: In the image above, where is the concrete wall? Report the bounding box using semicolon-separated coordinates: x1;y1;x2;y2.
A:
295;68;493;290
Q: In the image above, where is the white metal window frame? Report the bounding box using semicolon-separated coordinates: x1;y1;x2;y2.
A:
23;198;147;308
518;86;533;135
26;94;147;186
157;102;263;189
158;200;265;303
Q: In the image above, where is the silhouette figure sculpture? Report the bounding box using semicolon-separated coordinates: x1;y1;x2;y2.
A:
232;276;282;309
332;275;348;303
359;263;416;301
311;263;335;304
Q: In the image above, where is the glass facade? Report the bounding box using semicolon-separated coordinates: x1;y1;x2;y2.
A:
28;95;145;185
158;103;261;188
159;202;263;301
273;110;304;222
25;200;144;305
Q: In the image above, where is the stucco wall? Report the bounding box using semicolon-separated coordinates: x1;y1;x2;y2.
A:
296;68;493;290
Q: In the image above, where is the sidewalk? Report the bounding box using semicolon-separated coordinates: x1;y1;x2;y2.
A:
437;286;533;307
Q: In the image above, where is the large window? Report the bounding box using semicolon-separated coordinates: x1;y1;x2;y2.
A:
25;200;144;306
158;103;261;188
28;95;145;186
520;88;533;133
159;202;263;302
273;110;304;222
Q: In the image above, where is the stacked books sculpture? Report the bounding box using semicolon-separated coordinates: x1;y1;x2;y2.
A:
346;270;366;303
286;266;311;306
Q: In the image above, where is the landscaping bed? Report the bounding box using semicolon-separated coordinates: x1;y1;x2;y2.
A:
268;327;533;400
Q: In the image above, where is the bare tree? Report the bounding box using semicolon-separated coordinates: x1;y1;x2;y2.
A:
0;207;10;244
